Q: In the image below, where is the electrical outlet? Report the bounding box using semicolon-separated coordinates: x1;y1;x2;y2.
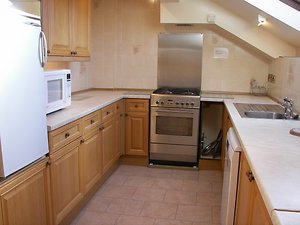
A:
268;74;276;83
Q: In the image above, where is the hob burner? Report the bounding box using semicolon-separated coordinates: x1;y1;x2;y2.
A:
153;87;200;96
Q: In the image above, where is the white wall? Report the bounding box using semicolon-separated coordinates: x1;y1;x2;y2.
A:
268;57;300;112
87;0;269;93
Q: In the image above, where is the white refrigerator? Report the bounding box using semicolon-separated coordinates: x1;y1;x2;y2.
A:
0;3;49;177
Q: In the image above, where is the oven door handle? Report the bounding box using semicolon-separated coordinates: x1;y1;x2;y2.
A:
155;109;195;114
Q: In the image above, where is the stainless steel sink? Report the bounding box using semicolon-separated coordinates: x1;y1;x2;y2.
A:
245;111;284;119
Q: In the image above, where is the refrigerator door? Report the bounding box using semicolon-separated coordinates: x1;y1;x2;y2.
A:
0;13;48;177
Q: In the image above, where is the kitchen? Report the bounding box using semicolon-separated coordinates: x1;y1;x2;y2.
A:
1;0;300;225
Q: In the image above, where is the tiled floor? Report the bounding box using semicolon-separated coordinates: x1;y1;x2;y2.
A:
71;165;223;225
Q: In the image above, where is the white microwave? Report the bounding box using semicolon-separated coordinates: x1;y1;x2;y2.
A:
44;69;71;114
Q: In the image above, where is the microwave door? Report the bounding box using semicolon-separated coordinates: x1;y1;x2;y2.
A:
45;75;66;114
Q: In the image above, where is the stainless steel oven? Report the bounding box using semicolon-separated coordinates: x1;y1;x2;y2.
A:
149;89;201;167
151;107;199;145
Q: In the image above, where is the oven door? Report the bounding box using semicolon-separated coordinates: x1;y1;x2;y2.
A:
151;107;199;145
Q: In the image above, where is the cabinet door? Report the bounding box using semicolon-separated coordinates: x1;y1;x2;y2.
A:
102;119;116;174
50;139;83;225
81;129;102;193
43;0;72;56
235;153;255;225
125;112;149;156
71;0;90;56
0;159;51;225
250;184;273;225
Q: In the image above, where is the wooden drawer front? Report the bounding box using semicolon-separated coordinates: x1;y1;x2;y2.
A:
82;110;101;135
48;120;82;153
125;99;149;112
102;104;115;122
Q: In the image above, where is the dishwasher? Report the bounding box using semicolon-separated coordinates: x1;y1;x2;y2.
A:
221;127;242;225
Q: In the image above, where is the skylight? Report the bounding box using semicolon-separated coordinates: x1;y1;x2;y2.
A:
243;0;300;31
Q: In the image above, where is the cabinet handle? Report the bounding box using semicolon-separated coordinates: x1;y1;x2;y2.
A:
120;114;123;117
65;132;70;138
134;105;138;108
246;170;255;182
116;106;119;109
47;50;50;54
74;51;77;55
125;113;128;117
91;119;95;124
80;139;85;144
47;159;51;165
99;125;104;131
106;111;110;115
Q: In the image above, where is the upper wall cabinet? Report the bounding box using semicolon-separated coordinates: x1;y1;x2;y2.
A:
42;0;90;60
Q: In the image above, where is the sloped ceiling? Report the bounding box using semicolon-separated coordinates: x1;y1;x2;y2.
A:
160;0;300;58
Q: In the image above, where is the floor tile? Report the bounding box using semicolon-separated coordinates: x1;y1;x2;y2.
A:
212;182;223;193
106;173;128;185
98;184;137;199
148;167;174;178
196;192;222;207
84;196;112;213
198;170;223;183
115;165;150;177
152;178;184;190
154;218;193;225
123;176;155;187
107;198;144;216
171;169;199;180
164;190;197;205
182;180;212;193
176;205;212;223
212;206;221;224
116;215;155;225
73;211;119;225
140;201;178;219
132;187;166;201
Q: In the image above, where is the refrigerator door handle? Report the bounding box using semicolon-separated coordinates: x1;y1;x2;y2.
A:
39;31;48;67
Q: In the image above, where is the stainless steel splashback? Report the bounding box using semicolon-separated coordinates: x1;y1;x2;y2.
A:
157;33;203;89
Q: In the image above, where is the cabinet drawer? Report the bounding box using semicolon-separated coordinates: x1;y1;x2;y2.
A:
102;104;115;122
48;120;82;153
125;99;149;112
82;110;102;135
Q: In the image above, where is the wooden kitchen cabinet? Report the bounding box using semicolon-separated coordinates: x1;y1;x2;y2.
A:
42;0;90;58
102;118;116;174
49;138;83;225
125;99;149;156
235;153;272;225
80;111;102;194
0;158;52;225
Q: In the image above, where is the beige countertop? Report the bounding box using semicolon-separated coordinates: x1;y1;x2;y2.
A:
224;95;300;225
47;90;151;131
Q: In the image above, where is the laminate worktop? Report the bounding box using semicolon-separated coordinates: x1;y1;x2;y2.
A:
46;90;151;131
224;95;300;225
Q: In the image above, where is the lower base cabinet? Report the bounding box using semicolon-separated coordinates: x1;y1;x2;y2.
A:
235;153;272;225
49;138;83;225
0;158;52;225
80;128;102;193
102;119;116;174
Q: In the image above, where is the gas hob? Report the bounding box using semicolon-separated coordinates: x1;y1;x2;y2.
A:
151;87;201;109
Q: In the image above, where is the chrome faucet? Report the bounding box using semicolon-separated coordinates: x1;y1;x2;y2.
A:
282;97;298;119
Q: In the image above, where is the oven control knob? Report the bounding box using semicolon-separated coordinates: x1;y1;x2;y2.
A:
191;102;195;106
186;103;189;106
181;102;184;106
175;102;179;105
155;101;159;105
161;101;164;105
